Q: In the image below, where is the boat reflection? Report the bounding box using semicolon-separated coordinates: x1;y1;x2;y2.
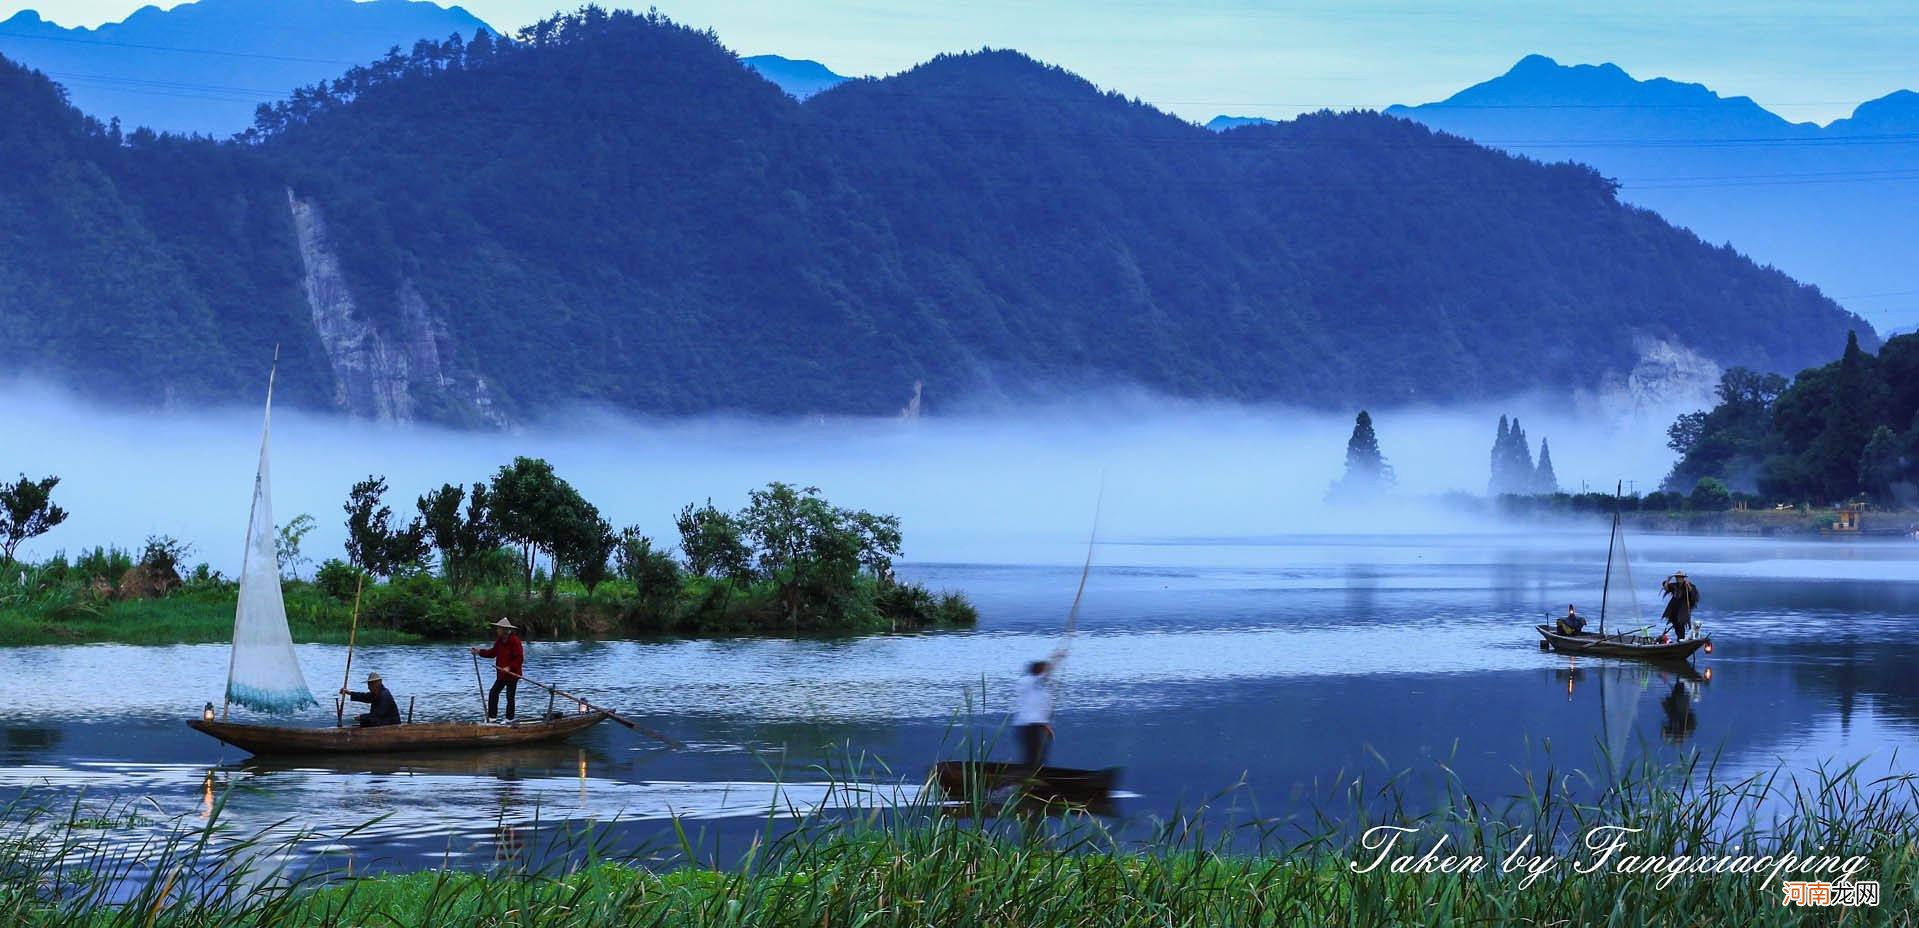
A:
230;743;613;779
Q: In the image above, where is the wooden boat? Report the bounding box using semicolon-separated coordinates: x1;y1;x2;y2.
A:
931;760;1119;808
1535;624;1709;661
190;711;610;756
1537;481;1713;666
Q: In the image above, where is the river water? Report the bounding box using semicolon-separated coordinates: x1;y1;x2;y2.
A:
3;531;1916;873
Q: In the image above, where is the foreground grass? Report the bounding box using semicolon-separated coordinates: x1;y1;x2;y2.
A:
4;754;1916;926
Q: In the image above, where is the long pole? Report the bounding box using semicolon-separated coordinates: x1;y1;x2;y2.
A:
505;669;682;749
335;574;365;727
1599;480;1621;637
472;653;488;716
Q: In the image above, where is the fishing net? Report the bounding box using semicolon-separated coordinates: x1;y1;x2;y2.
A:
225;395;316;714
1610;518;1645;629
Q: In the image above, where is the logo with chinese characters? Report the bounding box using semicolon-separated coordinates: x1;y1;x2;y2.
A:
1782;880;1879;907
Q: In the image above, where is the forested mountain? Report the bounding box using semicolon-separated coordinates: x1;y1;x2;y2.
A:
1382;55;1919;332
0;0;491;136
0;11;1874;425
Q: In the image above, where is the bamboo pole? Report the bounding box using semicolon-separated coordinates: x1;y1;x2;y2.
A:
472;652;488;717
335;573;365;727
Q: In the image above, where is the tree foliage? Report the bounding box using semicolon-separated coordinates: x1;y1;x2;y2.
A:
0;474;67;565
343;475;429;577
1666;331;1919;505
1328;410;1394;500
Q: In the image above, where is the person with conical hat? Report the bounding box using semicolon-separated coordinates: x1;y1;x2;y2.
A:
339;671;400;728
472;618;525;723
1661;570;1700;640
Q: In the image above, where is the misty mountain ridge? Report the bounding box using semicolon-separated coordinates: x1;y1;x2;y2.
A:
0;0;490;135
1378;55;1919;331
0;11;1871;426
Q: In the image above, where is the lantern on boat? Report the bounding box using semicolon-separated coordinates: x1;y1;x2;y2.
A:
1703;640;1713;654
203;702;216;722
579;700;590;714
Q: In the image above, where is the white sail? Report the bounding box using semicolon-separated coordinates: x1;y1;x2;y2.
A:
224;364;316;714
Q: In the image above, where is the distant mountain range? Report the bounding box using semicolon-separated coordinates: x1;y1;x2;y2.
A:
742;54;851;99
0;11;1867;425
0;0;490;136
1375;55;1919;331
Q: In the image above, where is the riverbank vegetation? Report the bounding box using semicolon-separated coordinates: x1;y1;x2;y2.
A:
1666;331;1919;509
0;460;975;646
1;754;1912;926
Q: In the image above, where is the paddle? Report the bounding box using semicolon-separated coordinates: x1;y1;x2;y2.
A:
504;669;683;749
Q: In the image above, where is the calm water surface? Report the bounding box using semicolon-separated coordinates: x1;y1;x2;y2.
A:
4;532;1917;871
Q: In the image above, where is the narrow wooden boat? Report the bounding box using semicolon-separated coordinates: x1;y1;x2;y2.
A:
1536;624;1709;661
931;760;1119;807
189;711;610;756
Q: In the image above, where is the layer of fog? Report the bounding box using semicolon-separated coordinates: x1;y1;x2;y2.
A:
0;382;1692;573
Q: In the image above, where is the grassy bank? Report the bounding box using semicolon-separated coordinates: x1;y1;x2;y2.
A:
0;584;419;647
0;565;976;647
3;756;1914;926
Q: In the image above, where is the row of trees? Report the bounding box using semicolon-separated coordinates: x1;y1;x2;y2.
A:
1665;331;1919;506
1488;416;1558;496
336;458;926;629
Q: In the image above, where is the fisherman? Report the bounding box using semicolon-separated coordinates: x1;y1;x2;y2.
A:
1012;651;1064;771
1556;604;1587;635
472;618;525;722
339;672;400;728
1661;570;1701;640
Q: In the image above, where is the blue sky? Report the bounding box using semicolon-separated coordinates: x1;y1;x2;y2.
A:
5;0;1917;123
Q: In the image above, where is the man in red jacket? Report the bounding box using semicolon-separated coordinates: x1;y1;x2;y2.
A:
472;618;525;722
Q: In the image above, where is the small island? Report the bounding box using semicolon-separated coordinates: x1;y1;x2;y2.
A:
0;461;976;647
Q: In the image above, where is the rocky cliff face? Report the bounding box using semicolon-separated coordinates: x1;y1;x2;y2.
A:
286;190;505;426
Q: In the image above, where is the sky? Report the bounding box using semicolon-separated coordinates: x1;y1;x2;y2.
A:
3;0;1917;123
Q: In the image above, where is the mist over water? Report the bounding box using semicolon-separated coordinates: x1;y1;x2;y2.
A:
0;382;1694;570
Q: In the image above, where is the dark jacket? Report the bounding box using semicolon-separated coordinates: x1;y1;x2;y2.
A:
1661;579;1700;623
346;686;401;726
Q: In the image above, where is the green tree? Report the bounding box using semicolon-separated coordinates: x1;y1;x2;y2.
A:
1858;425;1913;506
1329;410;1393;499
556;516;617;594
417;482;501;591
344;476;429;578
1689;477;1733;511
1534;439;1559;494
488;457;599;594
736;482;902;627
675;500;751;581
0;475;68;565
616;527;683;609
274;513;316;580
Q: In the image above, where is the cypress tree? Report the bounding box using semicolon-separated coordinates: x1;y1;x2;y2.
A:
1489;416;1511;496
1534;438;1559;494
1331;410;1394;499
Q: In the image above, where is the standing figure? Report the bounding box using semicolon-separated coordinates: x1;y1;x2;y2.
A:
1012;654;1062;770
339;672;400;727
1661;571;1700;640
472;618;525;722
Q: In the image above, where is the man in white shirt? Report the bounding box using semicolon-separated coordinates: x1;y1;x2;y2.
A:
1012;656;1060;770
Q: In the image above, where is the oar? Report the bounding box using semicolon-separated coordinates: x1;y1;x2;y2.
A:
335;574;365;728
505;669;682;749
